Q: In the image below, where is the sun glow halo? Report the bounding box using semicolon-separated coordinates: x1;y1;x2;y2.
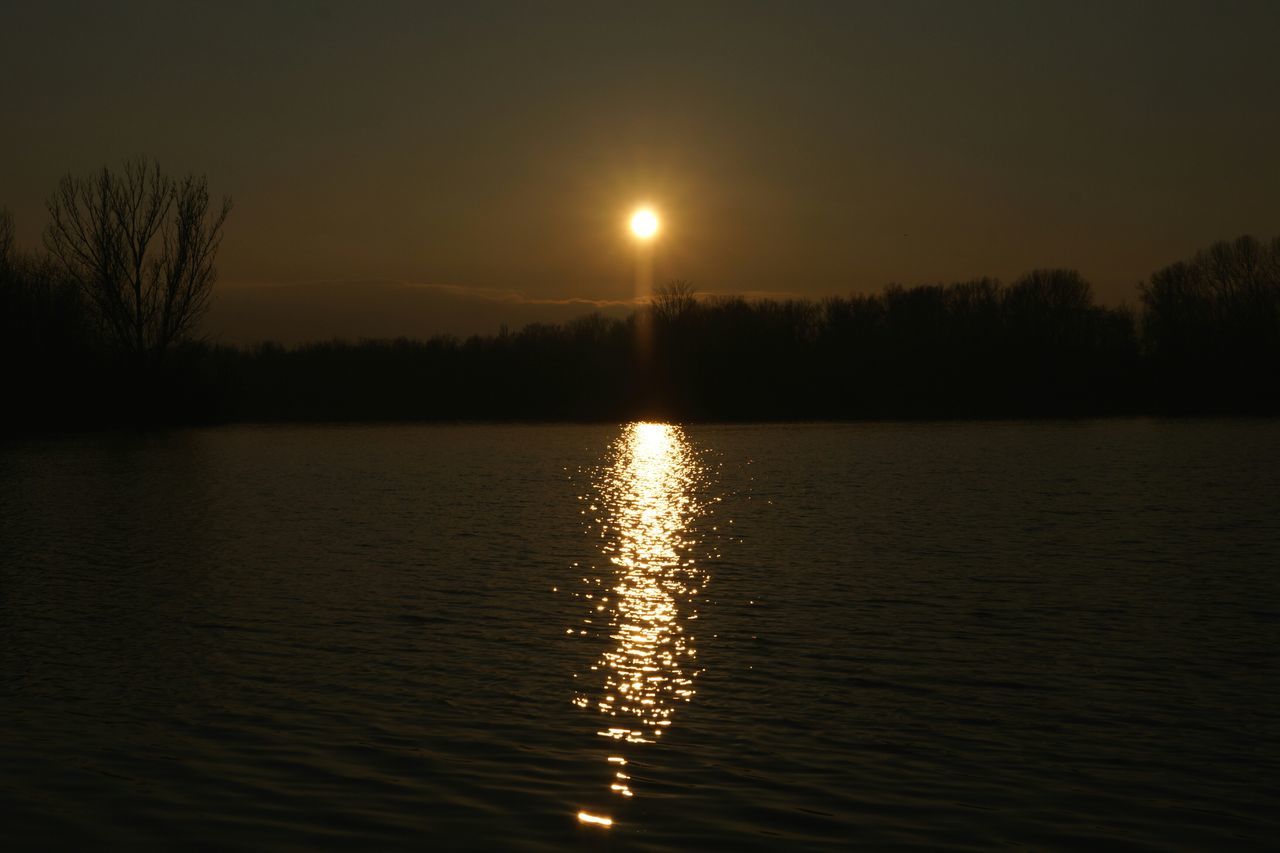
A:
630;208;659;240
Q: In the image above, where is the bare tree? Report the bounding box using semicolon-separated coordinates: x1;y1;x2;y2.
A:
652;280;698;322
44;157;231;364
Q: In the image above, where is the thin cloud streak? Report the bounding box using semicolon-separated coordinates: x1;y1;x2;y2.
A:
205;279;819;347
206;279;643;346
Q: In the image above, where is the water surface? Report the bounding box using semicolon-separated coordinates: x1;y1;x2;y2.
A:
1;420;1277;849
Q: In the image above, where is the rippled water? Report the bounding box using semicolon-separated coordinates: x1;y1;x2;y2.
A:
1;420;1278;849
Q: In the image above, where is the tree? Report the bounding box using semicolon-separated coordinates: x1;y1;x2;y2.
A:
1139;235;1280;411
44;156;231;365
652;280;698;323
0;207;13;269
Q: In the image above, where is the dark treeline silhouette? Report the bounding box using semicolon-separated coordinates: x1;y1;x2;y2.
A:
200;271;1144;423
169;245;1280;423
2;206;109;430
4;183;1280;430
1139;235;1280;413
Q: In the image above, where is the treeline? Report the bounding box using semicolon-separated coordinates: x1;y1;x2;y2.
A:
1141;236;1280;411
207;270;1146;422
1;210;110;430
3;215;1279;430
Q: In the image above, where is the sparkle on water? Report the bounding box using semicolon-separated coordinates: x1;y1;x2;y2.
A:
571;422;708;824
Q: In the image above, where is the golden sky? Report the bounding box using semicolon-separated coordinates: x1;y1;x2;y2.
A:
3;1;1278;341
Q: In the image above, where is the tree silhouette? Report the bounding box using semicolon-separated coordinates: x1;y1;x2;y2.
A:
0;209;106;433
44;156;231;367
10;180;1280;430
652;280;698;323
1139;235;1280;411
0;207;13;269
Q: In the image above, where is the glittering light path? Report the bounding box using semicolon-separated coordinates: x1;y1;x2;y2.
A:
570;422;711;824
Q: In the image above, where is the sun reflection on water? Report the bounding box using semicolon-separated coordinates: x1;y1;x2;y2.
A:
570;422;711;819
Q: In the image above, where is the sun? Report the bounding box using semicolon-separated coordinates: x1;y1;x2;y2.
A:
630;208;659;240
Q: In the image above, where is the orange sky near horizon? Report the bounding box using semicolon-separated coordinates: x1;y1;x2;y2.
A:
3;1;1279;341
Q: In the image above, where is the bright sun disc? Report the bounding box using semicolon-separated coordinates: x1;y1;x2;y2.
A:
630;209;659;239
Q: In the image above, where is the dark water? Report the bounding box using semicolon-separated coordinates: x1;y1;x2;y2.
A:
1;421;1278;850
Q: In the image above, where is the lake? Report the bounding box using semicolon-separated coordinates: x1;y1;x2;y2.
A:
1;420;1277;849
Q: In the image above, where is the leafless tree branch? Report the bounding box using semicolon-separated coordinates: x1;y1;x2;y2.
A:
43;157;231;365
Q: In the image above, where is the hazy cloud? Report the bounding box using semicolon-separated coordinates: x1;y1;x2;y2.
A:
205;279;639;346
